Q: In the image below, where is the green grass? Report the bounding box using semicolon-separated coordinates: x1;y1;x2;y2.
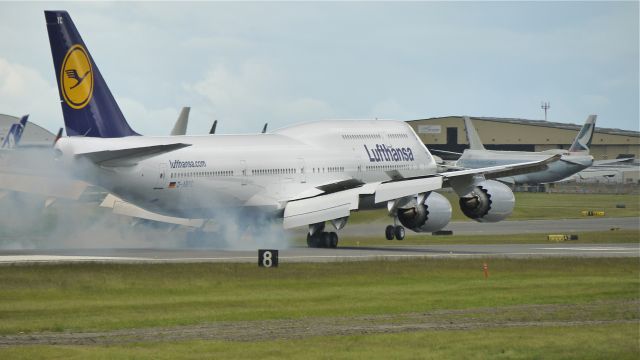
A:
1;323;637;359
0;258;637;335
349;192;640;223
332;230;639;246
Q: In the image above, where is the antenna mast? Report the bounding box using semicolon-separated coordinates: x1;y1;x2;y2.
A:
541;101;551;121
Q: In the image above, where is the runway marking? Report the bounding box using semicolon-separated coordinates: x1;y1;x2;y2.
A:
534;247;638;251
0;255;146;263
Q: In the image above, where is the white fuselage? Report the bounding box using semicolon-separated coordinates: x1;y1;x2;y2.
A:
56;120;437;218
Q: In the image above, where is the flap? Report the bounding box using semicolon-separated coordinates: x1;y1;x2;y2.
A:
374;176;442;203
283;188;360;229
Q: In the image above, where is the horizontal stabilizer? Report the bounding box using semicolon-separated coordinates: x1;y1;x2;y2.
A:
77;143;191;166
101;194;205;227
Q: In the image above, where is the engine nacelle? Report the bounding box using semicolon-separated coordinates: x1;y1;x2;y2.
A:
397;192;452;233
459;180;514;222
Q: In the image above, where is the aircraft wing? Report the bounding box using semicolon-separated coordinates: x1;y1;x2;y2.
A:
446;154;560;181
282;154;560;229
592;158;635;166
76;143;191;166
431;149;463;156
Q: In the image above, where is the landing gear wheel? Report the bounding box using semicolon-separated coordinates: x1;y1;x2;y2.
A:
394;225;405;240
385;225;395;240
329;232;339;248
307;233;322;248
306;233;313;247
321;232;332;248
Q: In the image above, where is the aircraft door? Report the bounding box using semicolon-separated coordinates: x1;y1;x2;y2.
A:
240;160;247;185
297;158;307;183
155;163;167;188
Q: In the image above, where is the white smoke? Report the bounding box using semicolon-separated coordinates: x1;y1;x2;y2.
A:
0;148;294;251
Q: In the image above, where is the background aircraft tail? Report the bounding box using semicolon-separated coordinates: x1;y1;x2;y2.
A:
568;115;597;153
170;107;190;136
1;115;28;149
45;10;138;138
463;116;486;150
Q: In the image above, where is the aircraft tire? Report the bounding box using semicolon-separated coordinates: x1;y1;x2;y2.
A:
307;233;321;248
385;225;395;240
321;232;332;248
329;232;339;248
394;225;405;240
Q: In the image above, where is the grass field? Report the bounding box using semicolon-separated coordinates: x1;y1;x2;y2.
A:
0;258;637;358
2;323;638;359
349;192;640;224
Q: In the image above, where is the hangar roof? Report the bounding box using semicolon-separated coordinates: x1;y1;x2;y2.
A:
408;116;639;138
0;113;56;147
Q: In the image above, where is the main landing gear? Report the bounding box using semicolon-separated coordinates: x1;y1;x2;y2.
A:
307;231;339;248
306;222;339;248
385;224;405;241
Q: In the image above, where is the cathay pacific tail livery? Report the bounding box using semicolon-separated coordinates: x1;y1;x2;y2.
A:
45;11;558;247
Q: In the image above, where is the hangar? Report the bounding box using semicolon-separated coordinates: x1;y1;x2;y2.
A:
407;116;640;161
0;114;56;147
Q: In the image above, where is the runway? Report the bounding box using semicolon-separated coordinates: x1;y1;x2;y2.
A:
341;217;639;237
0;217;637;264
0;243;637;264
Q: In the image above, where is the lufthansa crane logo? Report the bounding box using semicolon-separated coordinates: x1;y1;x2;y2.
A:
60;44;93;109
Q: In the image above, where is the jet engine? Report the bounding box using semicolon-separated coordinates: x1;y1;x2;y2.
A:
459;180;514;222
397;192;452;233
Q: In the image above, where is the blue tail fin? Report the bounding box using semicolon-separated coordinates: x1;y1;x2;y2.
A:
45;11;138;138
1;115;28;149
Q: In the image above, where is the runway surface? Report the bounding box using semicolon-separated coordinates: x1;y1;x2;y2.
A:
0;217;637;264
0;243;637;264
341;217;639;237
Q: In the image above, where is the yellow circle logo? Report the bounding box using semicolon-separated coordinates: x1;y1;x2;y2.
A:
60;44;93;109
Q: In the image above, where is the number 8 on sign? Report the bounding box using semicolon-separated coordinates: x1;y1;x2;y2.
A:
258;249;278;268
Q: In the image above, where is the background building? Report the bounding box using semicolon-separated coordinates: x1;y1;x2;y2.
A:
407;116;639;161
0;114;56;147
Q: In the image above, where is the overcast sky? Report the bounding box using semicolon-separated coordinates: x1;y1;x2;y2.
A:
0;1;637;135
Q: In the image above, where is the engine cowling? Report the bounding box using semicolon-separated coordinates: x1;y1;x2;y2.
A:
459;180;514;222
397;192;452;233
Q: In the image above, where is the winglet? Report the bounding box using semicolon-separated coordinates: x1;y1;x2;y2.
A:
568;115;597;153
170;107;190;136
209;120;218;134
463;116;485;150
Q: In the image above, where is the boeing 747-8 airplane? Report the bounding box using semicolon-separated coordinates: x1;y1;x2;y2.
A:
44;11;558;247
